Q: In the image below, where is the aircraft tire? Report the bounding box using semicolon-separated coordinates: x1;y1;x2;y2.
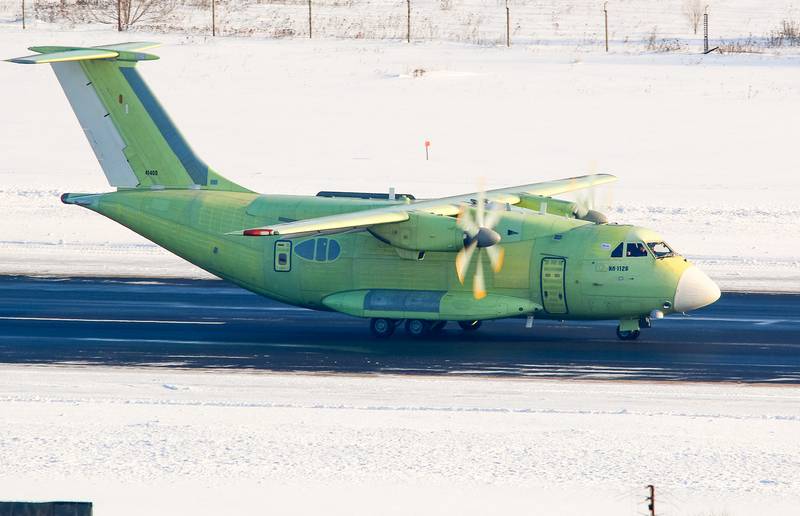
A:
405;319;431;337
615;326;641;341
370;318;396;338
458;320;482;332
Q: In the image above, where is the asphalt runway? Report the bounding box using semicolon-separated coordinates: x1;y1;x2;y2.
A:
0;276;799;382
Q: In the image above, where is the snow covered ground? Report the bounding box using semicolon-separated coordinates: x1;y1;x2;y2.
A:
0;365;798;515
2;27;800;290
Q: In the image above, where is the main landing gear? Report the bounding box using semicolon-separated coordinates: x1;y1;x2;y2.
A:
369;318;482;338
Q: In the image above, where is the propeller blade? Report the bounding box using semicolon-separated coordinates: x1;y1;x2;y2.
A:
455;241;477;284
476;180;486;227
456;206;480;237
473;254;487;300
485;244;505;273
483;202;505;230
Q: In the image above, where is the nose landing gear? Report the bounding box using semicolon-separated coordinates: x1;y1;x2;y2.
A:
616;317;642;340
615;326;641;340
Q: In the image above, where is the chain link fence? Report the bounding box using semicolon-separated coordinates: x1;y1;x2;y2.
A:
3;0;800;48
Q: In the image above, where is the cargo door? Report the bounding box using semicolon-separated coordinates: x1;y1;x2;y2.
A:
541;257;568;314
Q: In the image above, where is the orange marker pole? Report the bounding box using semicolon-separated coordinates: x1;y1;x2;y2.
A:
424;140;430;160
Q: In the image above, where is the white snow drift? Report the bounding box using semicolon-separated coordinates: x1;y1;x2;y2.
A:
0;366;799;515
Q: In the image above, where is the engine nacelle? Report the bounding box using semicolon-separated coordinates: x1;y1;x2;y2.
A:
369;212;464;252
516;194;607;224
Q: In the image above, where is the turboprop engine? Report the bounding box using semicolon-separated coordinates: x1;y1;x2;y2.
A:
516;194;608;224
369;212;465;252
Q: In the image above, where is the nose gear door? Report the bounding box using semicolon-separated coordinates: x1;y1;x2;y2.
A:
541;257;568;314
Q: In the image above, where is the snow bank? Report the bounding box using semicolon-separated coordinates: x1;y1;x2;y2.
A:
0;365;798;515
1;28;799;290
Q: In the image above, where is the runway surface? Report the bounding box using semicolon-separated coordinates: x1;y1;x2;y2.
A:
1;276;799;382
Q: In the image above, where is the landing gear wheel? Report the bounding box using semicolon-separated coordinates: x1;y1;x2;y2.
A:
370;318;396;338
430;321;447;334
405;319;431;337
458;320;482;332
616;326;641;341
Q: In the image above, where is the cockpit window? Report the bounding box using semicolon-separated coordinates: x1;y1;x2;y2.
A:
611;243;623;258
647;241;674;258
626;242;649;257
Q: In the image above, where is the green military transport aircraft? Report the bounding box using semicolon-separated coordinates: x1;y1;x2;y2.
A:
9;43;721;340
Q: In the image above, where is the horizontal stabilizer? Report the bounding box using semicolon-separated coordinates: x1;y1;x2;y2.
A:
8;43;160;64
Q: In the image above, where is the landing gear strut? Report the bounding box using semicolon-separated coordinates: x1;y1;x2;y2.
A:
370;318;396;338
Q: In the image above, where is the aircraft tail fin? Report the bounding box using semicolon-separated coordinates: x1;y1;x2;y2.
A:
8;43;249;192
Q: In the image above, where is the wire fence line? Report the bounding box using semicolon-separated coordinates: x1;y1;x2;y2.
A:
3;0;800;48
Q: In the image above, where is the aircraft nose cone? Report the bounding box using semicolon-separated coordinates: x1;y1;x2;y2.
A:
673;266;721;312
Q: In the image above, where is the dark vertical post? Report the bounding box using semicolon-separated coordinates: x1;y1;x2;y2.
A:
646;485;656;516
406;0;411;43
308;0;312;38
703;6;709;53
117;0;122;31
603;2;608;52
21;0;25;29
211;0;216;36
505;0;510;47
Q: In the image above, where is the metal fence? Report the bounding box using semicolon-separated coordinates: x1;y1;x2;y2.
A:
3;0;800;48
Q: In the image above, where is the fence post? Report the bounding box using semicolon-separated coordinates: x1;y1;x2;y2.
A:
308;0;312;38
117;0;122;31
21;0;25;29
603;2;608;51
505;0;510;47
406;0;411;43
211;0;216;36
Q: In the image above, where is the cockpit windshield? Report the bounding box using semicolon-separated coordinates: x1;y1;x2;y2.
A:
626;243;648;257
647;241;675;258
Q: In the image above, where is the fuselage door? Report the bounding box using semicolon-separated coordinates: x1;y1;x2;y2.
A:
541;257;568;314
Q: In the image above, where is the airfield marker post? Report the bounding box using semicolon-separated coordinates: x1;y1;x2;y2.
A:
505;0;510;47
211;0;216;36
308;0;312;38
424;140;430;160
603;2;608;51
407;0;411;43
646;484;656;516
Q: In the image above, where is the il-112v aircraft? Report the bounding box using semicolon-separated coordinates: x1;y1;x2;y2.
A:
9;43;720;340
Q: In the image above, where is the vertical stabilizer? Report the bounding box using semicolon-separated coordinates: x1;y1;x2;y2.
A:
8;43;249;192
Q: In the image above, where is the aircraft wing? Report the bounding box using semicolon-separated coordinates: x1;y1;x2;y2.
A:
232;173;617;237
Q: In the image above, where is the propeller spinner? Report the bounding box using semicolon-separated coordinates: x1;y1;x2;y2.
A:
455;189;505;300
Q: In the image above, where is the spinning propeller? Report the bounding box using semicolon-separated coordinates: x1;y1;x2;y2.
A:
455;188;506;300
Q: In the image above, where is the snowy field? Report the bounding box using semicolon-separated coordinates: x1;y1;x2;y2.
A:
0;365;798;515
2;26;800;290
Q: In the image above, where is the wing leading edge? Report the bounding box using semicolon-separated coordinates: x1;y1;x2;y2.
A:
232;173;617;237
